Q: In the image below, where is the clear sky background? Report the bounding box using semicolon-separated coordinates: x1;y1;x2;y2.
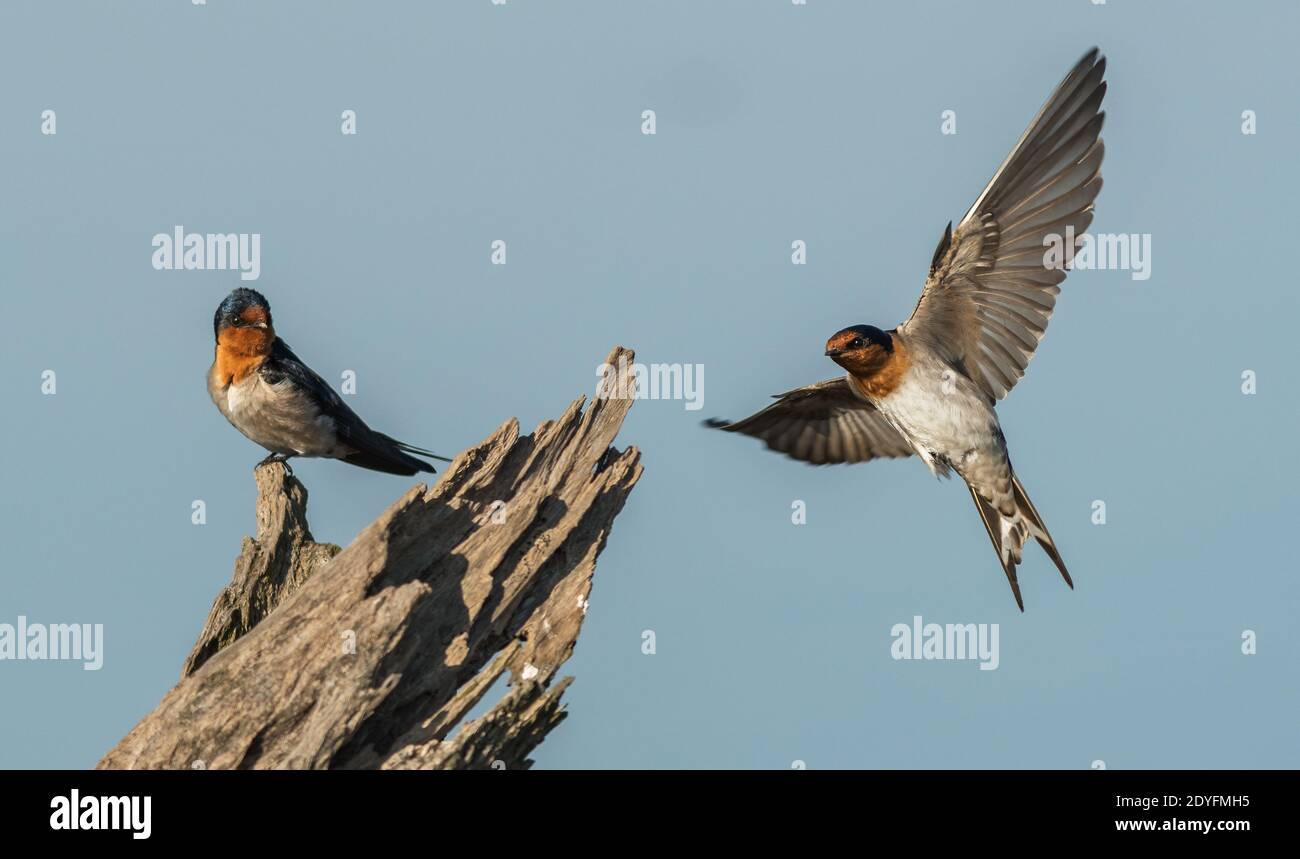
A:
1;0;1295;769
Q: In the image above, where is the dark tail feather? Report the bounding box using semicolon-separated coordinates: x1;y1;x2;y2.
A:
1011;474;1072;589
966;484;1025;612
394;440;454;463
343;433;439;476
343;449;434;476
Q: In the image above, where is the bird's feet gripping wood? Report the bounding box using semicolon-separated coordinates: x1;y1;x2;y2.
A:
257;452;295;476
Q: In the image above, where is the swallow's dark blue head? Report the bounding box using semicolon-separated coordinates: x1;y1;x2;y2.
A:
825;324;892;358
214;288;272;340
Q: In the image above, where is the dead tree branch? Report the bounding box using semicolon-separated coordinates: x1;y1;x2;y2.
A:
100;347;642;770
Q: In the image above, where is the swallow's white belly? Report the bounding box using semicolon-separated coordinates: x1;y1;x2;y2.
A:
209;368;348;458
872;360;1007;481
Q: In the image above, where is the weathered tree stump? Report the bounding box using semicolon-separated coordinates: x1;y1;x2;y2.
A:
99;347;642;770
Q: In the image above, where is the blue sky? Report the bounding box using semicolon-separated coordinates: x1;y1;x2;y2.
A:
0;0;1295;769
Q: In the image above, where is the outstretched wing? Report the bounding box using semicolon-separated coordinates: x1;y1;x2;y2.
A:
706;377;914;466
900;48;1106;401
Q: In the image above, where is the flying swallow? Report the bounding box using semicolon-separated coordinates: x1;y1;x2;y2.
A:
208;288;451;475
707;49;1108;610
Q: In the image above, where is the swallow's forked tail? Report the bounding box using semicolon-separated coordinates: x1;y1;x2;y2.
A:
343;432;455;476
966;474;1072;612
394;440;454;464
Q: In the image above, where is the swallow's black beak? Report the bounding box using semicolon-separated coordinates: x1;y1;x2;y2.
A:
825;347;843;357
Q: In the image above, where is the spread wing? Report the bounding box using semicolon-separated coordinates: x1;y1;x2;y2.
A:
899;48;1106;401
705;378;914;465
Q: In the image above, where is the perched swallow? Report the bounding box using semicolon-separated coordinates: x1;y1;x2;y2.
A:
708;50;1108;610
208;288;451;475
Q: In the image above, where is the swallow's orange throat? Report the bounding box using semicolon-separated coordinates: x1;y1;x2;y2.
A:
213;323;274;385
829;332;910;399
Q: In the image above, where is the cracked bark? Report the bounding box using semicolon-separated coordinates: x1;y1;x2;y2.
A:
99;347;642;770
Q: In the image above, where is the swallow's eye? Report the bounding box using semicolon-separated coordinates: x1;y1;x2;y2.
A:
850;337;865;349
